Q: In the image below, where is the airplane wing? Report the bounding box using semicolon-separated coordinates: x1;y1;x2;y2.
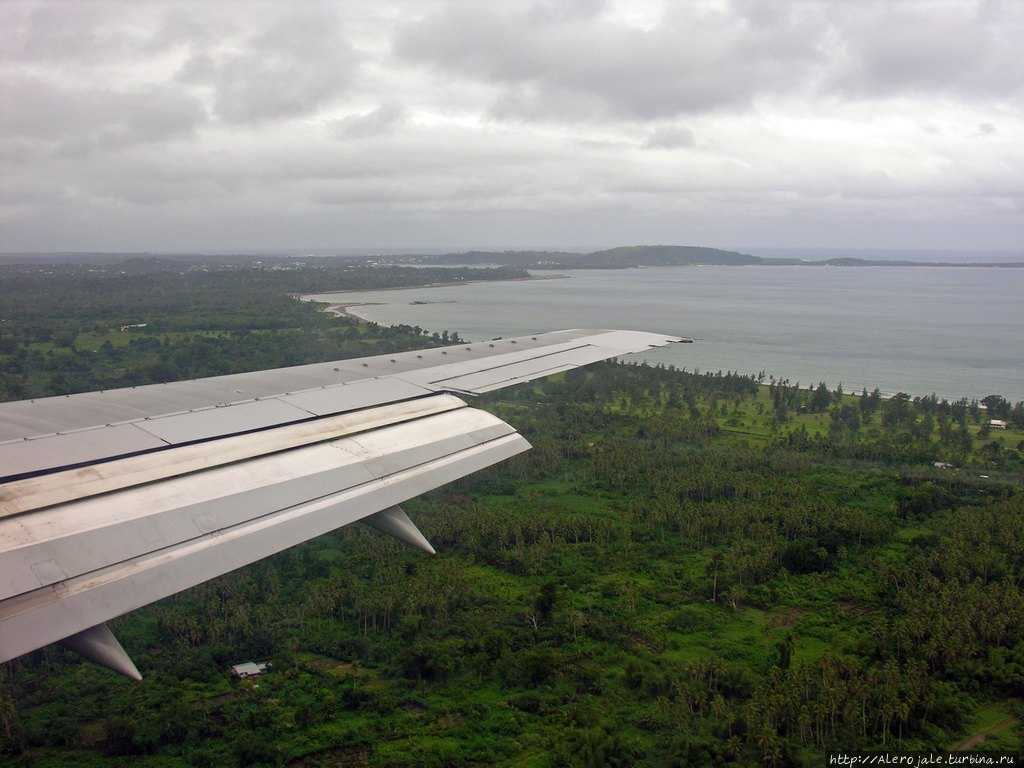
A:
0;328;684;679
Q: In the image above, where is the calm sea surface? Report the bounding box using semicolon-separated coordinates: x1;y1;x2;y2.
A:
304;266;1024;402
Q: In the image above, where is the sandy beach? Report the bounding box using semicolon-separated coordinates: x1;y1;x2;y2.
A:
321;302;384;321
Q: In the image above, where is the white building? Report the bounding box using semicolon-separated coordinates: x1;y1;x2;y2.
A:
231;662;269;678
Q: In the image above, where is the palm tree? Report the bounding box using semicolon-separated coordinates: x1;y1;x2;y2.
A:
756;724;780;766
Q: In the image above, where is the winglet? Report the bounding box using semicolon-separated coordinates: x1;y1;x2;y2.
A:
62;623;143;681
363;505;436;555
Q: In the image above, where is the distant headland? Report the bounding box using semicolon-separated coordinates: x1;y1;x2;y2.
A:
410;245;1024;270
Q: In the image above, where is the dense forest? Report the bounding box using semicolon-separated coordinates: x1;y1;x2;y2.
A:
1;261;1021;767
0;261;524;400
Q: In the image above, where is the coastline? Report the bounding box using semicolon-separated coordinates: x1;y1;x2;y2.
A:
304;272;569;323
321;302;382;322
300;265;1023;402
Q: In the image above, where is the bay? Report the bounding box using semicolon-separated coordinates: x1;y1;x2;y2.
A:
304;266;1024;402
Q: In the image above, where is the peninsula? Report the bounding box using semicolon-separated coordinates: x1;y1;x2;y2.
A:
408;245;1024;269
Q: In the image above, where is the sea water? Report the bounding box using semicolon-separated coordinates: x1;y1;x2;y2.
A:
304;266;1024;402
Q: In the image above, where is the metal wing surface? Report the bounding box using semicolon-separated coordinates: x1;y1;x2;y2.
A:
0;328;683;678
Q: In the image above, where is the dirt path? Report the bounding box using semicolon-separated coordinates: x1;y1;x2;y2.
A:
954;716;1017;751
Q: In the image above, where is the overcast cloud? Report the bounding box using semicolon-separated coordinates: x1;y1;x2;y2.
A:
1;0;1021;254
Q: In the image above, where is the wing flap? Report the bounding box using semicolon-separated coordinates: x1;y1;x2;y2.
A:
0;424;169;481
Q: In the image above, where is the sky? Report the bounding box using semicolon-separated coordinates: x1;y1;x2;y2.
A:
1;0;1022;255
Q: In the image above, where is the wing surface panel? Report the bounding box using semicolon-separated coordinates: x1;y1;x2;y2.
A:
133;398;314;444
278;377;432;417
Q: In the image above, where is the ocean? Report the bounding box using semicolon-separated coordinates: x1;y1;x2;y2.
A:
303;266;1024;403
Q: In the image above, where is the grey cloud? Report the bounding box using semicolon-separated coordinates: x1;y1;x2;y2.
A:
2;0;1023;254
0;75;206;155
823;2;1024;99
396;2;825;120
0;2;196;66
147;5;240;53
489;85;607;122
396;1;1024;122
0;2;125;64
176;7;358;124
523;0;609;25
642;126;695;150
331;103;406;140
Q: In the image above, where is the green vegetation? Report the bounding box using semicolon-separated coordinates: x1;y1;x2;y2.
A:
0;261;524;400
1;262;1022;767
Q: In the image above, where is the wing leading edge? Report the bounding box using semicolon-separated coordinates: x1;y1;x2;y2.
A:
0;329;684;677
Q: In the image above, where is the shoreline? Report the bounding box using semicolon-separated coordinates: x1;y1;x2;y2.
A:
304;272;569;323
300;268;1022;403
321;302;382;323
